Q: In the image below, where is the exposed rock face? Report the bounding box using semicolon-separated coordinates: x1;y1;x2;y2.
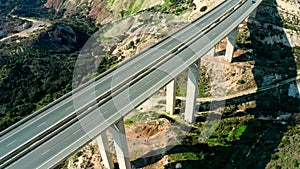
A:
45;0;95;10
45;0;113;24
34;24;77;52
44;0;64;9
44;0;166;24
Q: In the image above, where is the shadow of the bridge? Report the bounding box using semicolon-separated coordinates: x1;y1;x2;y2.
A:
131;0;299;168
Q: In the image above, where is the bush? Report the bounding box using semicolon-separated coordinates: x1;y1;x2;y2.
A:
75;151;83;158
124;119;134;125
200;6;207;12
237;79;246;84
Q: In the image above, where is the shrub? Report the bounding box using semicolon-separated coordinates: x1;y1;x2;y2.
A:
124;119;134;125
237;79;245;84
200;6;207;12
75;151;83;158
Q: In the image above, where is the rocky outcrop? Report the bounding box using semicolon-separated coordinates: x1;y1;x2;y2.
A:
34;24;77;52
44;0;113;24
44;0;64;9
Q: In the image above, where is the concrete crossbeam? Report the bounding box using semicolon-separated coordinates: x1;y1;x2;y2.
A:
166;80;176;115
225;27;238;62
184;59;201;123
111;119;131;169
97;130;114;169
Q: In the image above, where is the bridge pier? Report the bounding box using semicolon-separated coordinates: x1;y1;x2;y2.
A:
225;27;238;62
166;80;176;115
111;119;131;169
97;130;114;169
184;59;201;123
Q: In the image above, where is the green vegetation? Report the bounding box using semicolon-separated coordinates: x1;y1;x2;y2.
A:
145;0;193;16
125;119;134;125
236;79;246;85
0;18;103;131
106;0;115;6
175;66;210;98
126;111;175;125
119;0;146;17
226;125;247;142
283;22;298;31
267;123;300;168
163;0;171;10
89;145;97;154
236;31;251;45
165;113;299;168
167;116;251;167
75;151;83;158
0;0;46;16
198;66;211;97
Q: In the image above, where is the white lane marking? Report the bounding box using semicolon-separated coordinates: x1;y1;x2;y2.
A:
37;122;46;128
41;149;51;156
6;140;16;147
66;105;73;110
72;129;80;136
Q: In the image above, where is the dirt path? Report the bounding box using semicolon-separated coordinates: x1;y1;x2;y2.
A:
0;15;51;42
136;71;300;114
177;73;300;103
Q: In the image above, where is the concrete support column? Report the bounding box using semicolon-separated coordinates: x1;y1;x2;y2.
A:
184;59;201;123
206;47;215;57
166;80;175;115
225;27;238;62
97;130;114;169
111;119;131;169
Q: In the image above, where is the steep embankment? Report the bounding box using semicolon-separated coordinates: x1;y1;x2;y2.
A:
44;0;167;24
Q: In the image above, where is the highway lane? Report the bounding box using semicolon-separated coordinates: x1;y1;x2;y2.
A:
4;0;262;168
0;0;242;165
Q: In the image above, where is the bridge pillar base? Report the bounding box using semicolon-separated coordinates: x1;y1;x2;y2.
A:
166;80;176;115
225;27;238;62
111;119;131;169
97;130;114;169
184;59;201;123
